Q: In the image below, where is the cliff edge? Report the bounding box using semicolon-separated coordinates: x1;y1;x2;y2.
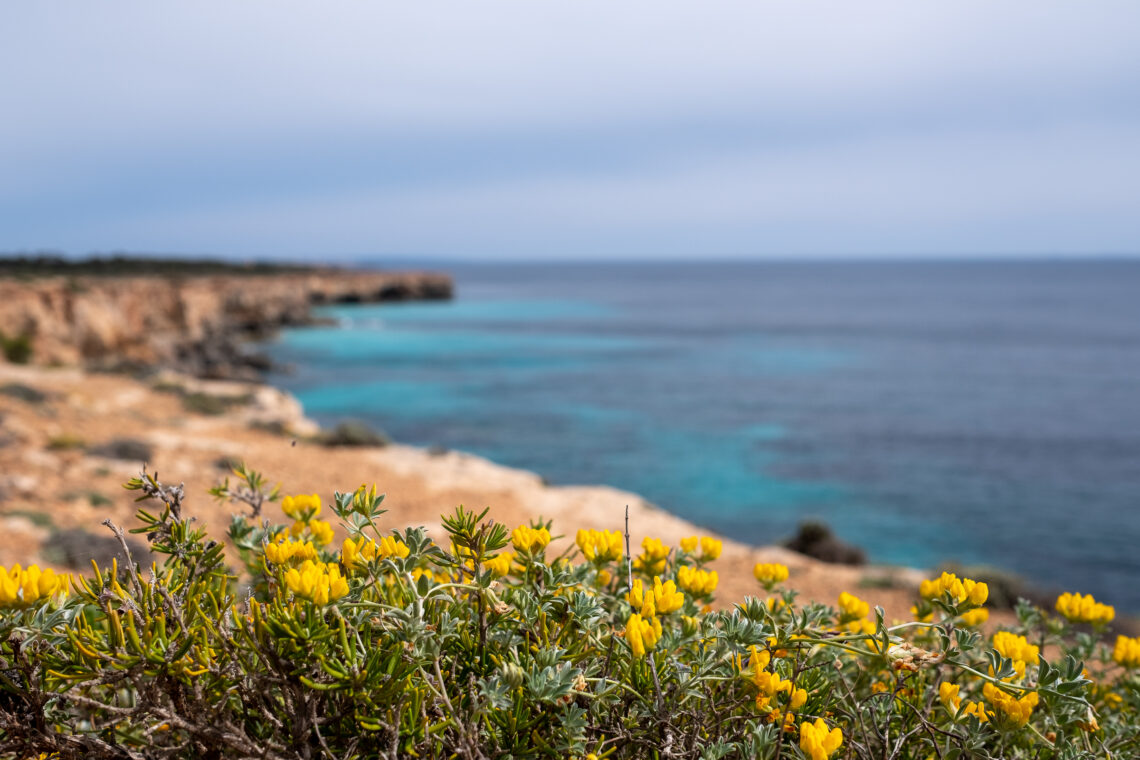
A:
0;269;452;378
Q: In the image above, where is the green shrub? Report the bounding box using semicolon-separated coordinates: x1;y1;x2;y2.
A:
180;390;253;416
0;331;33;364
0;467;1134;759
320;419;390;447
86;437;153;462
46;432;86;451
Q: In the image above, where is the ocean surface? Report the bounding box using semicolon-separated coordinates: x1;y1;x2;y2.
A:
265;260;1140;610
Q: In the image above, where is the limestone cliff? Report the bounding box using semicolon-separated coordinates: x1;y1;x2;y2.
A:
0;269;452;378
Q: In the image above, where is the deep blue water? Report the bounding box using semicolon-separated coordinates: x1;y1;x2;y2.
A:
265;260;1140;610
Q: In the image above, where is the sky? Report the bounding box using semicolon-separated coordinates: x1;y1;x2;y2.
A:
2;2;1139;261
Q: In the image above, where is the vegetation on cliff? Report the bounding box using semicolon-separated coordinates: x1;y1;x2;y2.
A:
0;466;1135;759
0;255;317;278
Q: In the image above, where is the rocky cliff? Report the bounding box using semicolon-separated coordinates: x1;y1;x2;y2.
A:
0;269;452;378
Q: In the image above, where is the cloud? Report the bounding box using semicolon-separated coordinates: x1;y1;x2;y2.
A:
2;1;1139;257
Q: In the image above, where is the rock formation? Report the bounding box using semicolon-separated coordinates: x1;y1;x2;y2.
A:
0;270;452;378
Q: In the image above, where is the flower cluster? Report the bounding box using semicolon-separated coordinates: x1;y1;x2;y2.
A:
1055;591;1115;626
939;683;990;723
0;564;70;607
510;524;551;554
281;492;322;520
752;561;789;589
919;571;988;608
983;682;1039;727
283;559;349;605
679;535;722;562
575;529;623;562
800;718;843;760
627;576;685;617
341;535;410;570
484;551;514;577
624;613;662;658
837;591;870;622
992;631;1039;678
263;536;319;566
746;646;807;724
1113;635;1140;668
288;518;335;546
676;565;718;597
632;536;669;575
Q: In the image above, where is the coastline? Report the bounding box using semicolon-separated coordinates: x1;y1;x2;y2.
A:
0;360;934;621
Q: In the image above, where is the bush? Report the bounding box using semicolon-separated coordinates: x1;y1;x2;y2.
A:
319;419;390;447
180;390;253;416
0;331;33;364
87;437;154;462
46;433;86;451
0;467;1134;759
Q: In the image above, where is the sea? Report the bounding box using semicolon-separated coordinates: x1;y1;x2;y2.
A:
264;260;1140;611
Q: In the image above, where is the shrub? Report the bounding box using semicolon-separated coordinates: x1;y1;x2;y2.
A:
319;419;390;447
0;331;33;364
0;467;1134;759
180;390;253;416
87;437;154;462
46;433;86;451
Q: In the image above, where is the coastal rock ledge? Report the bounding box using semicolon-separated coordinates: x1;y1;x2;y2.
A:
0;269;452;378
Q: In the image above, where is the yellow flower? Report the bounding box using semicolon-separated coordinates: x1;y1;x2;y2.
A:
699;536;722;561
627;576;685;616
919;571;988;608
340;535;410;571
575;529;623;562
837;592;870;623
960;700;990;722
1056;592;1115;626
1113;635;1140;668
799;718;842;760
752;562;789;589
676;566;718;596
289;518;335;546
595;568;613;588
264;536;318;566
844;619;875;635
992;631;1039;675
959;608;989;627
281;493;321;520
484;551;514;578
680;535;722;560
983;682;1038;727
939;682;961;713
0;564;70;607
633;537;670;576
910;605;933;623
284;560;349;605
511;525;551;554
746;645;771;677
624;613;662;658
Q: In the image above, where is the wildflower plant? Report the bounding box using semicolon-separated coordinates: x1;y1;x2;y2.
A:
0;465;1137;758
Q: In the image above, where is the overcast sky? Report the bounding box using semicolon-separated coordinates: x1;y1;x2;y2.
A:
2;2;1139;261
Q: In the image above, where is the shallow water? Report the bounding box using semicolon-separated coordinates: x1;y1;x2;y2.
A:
265;260;1140;610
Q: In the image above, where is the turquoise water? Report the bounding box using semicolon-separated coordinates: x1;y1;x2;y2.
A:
266;261;1140;609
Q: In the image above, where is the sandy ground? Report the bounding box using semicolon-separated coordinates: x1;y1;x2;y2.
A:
0;363;941;622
